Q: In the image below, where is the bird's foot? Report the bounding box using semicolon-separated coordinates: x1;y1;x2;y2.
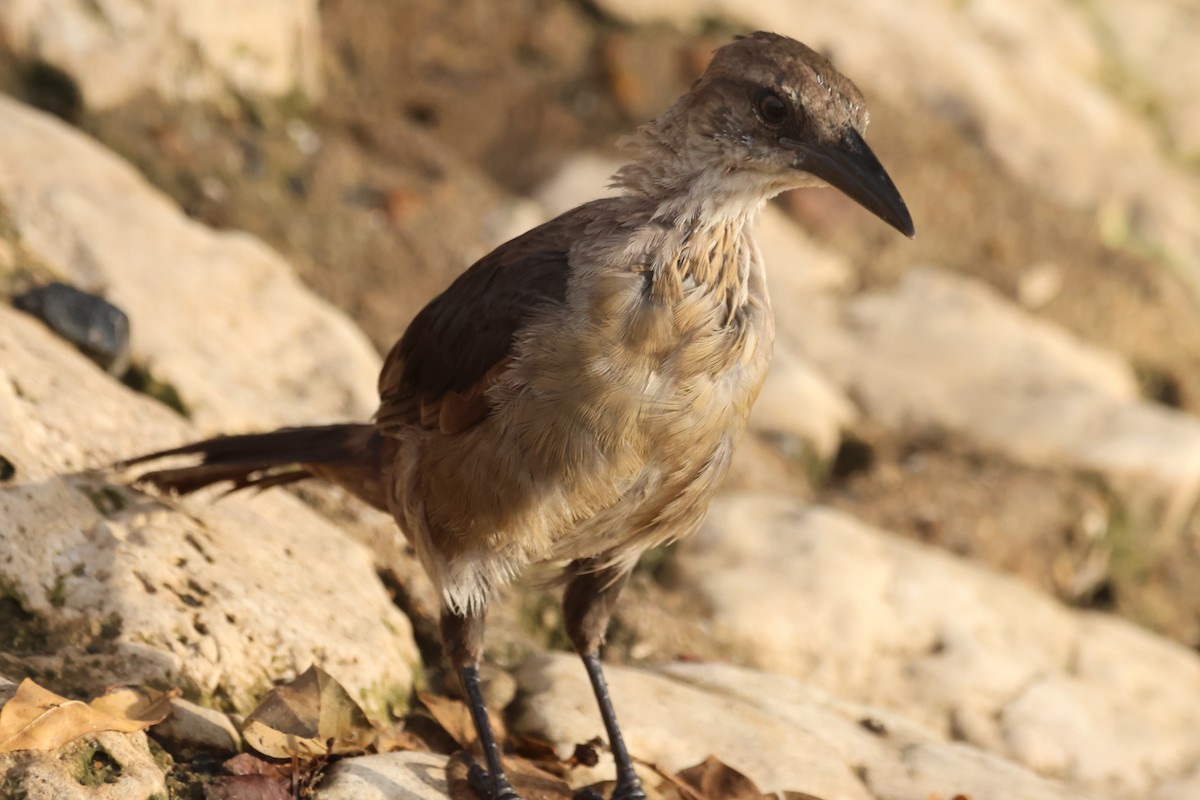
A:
467;761;522;800
572;778;645;800
610;777;648;800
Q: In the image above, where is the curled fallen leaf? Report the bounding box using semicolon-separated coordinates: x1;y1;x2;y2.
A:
90;686;178;727
242;665;377;759
374;724;429;754
0;679;174;753
677;755;762;800
419;691;499;752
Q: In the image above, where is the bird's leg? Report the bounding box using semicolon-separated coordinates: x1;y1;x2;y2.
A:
442;608;521;800
563;560;646;800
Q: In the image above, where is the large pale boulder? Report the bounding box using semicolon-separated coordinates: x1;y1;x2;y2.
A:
668;492;1200;798
791;267;1200;501
1091;0;1200;158
0;305;418;719
515;653;1087;800
316;751;450;800
0;95;379;433
0;730;166;800
0;0;322;108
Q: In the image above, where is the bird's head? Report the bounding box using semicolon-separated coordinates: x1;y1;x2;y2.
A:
618;32;914;237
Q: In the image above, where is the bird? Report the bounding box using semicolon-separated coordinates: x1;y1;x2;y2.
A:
123;31;913;800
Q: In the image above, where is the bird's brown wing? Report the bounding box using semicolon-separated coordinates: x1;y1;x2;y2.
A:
376;204;606;435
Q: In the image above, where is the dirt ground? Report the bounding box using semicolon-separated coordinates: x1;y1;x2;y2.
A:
5;0;1199;670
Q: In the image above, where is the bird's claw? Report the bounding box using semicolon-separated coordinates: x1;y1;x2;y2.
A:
467;761;522;800
610;779;648;800
572;780;645;800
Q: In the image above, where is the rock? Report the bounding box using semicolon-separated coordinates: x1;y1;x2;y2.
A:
0;0;322;109
0;305;419;719
151;697;241;752
790;268;1200;498
668;492;1200;798
1091;0;1200;158
748;344;856;461
514;653;1086;800
1153;765;1200;800
0;95;380;433
530;153;619;220
0;730;166;800
0;673;16;706
12;281;130;374
314;751;449;800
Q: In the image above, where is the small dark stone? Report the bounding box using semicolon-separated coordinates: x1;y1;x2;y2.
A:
829;434;875;483
571;738;602;767
13;282;130;374
0;455;14;482
20;60;84;124
858;716;888;736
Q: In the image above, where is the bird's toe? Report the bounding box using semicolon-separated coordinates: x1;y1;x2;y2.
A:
610;780;648;800
467;761;522;800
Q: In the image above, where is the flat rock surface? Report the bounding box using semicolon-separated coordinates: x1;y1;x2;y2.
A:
0;731;166;800
150;697;241;752
0;305;418;718
315;751;450;800
0;0;321;108
0;95;380;433
791;268;1200;498
668;492;1200;799
514;652;1086;800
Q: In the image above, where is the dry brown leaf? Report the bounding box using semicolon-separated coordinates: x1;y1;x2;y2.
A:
90;686;178;726
242;665;377;759
677;756;762;800
205;774;292;800
419;691;498;751
639;757;704;800
374;724;429;753
0;679;166;753
223;752;291;778
509;732;565;764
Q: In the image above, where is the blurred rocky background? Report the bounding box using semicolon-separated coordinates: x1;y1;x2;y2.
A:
1;1;1200;799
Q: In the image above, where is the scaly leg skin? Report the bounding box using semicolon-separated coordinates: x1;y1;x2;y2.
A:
563;561;647;800
460;663;520;800
582;652;647;800
443;610;522;800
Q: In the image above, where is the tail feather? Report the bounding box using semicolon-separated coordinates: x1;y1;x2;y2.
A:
122;424;389;511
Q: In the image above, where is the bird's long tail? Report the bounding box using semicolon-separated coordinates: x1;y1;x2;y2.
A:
121;423;390;511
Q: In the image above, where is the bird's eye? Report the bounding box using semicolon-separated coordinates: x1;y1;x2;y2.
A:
756;90;788;127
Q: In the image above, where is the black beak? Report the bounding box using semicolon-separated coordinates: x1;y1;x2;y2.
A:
784;128;915;238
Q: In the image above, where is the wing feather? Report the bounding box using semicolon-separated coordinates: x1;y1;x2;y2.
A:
375;204;609;435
